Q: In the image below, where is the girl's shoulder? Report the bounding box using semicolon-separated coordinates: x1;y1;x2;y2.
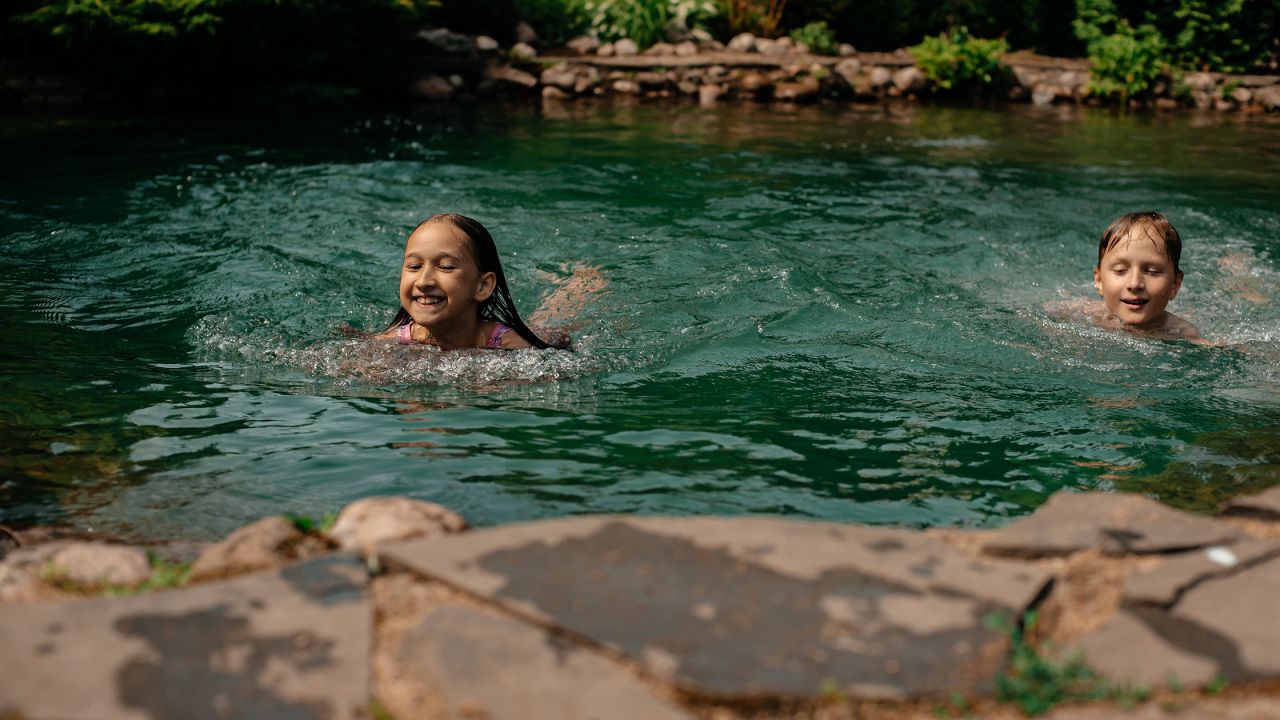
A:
490;323;571;349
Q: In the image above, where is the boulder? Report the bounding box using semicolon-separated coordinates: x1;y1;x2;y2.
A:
409;74;454;101
1253;85;1280;111
1183;71;1216;92
1230;86;1253;104
540;64;577;90
727;33;757;53
892;66;927;93
542;86;571;100
1012;66;1039;89
574;67;601;94
774;76;821;102
486;65;538;89
732;70;773;97
634;71;670;89
1031;82;1059;106
700;39;725;52
756;38;782;55
326;498;468;556
474;35;499;53
775;36;795;52
612;79;641;94
833;58;861;86
698;84;724;105
869;66;892;88
676;80;698;95
515;20;539;47
674;41;699;57
614;39;639;57
838;43;857;56
643;42;676;57
565;35;600;55
189;516;304;581
597;42;616;57
511;42;538;60
6;541;151;589
418;27;473;55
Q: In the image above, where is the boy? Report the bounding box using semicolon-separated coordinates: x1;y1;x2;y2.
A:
1088;211;1208;345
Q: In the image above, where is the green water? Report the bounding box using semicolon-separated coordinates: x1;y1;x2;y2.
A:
3;102;1278;540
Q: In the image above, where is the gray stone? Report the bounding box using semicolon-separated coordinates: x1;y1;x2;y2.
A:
190;516;304;582
5;541;152;589
676;80;698;95
838;43;856;56
1031;83;1060;106
634;71;669;89
982;492;1239;557
756;38;782;56
1221;485;1280;519
614;39;639;57
1183;71;1217;92
510;42;538;60
486;65;538;89
597;42;615;57
410;74;455;101
1230;86;1253;104
674;41;699;57
833;58;861;85
698;84;724;105
611;79;640;94
565;35;599;55
869;66;892;88
1124;541;1280;606
775;77;821;102
418;27;473;55
727;33;757;53
474;35;499;52
1012;65;1040;89
396;605;693;720
732;70;772;97
381;516;1050;700
0;555;369;720
574;68;600;94
1073;554;1280;687
644;42;676;57
539;64;578;91
514;21;539;47
1255;85;1280;111
892;66;927;93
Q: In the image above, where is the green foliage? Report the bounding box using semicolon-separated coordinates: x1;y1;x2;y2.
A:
516;0;591;47
285;511;339;534
1074;0;1169;100
988;610;1150;717
789;20;837;55
910;26;1010;92
580;0;718;47
6;0;437;100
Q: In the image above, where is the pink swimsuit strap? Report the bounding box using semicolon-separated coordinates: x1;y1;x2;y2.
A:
398;321;510;349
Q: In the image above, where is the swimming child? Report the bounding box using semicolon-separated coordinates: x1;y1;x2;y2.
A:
376;213;587;349
1081;211;1208;345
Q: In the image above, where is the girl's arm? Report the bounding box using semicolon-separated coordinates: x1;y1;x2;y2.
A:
529;265;606;329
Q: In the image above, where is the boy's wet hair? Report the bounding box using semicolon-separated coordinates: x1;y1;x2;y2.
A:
1097;211;1182;274
385;213;563;349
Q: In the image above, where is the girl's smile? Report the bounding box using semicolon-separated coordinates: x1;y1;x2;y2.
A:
398;221;496;345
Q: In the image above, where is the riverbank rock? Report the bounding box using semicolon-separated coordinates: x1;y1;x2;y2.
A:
775;76;821;102
4;541;151;590
419;27;473;55
565;35;599;56
514;21;539;47
410;74;454;101
892;66;927;93
982;491;1239;557
614;39;639;57
511;42;538;61
328;498;468;558
727;33;756;53
475;35;499;53
1221;485;1280;519
485;65;538;90
189;516;308;581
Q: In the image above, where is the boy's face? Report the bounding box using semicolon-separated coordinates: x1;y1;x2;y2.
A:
1093;230;1183;328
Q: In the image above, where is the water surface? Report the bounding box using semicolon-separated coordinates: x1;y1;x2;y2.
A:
3;102;1278;539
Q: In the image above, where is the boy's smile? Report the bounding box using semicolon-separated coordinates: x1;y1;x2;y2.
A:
1093;230;1183;329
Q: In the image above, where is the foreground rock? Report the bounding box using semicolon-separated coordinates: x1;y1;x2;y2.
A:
326;496;468;556
380;516;1051;700
0;555;370;720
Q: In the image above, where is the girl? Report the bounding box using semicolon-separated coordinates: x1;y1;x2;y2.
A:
377;213;592;349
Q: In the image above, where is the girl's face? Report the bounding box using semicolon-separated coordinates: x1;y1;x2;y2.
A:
1093;230;1183;328
399;222;495;330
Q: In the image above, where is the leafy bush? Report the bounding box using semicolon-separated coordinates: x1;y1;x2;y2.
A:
517;0;591;47
789;20;837;55
910;26;1010;92
1074;0;1170;100
583;0;718;47
724;0;786;38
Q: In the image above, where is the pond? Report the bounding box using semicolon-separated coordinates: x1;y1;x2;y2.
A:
2;101;1278;540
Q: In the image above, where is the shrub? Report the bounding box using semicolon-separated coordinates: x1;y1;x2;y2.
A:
1074;0;1171;100
910;26;1010;93
724;0;785;38
584;0;718;47
789;20;837;55
516;0;591;47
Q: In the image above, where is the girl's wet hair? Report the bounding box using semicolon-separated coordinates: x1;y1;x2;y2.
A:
385;213;561;349
1097;211;1182;273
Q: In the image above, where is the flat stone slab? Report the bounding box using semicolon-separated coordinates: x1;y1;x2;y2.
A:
397;604;693;720
380;516;1050;700
1072;554;1280;687
1123;540;1280;606
1220;485;1280;519
982;492;1239;557
0;554;370;720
